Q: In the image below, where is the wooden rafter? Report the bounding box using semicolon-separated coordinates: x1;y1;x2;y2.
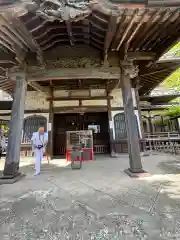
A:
111;9;127;51
82;19;90;44
0;38;14;53
28;81;50;97
126;9;148;52
130;9;159;51
0;14;29;50
140;68;173;77
139;9;169;50
145;10;180;51
0;13;44;66
127;51;156;60
11;17;44;65
65;21;74;46
104;14;117;61
117;9;138;51
0;14;27;64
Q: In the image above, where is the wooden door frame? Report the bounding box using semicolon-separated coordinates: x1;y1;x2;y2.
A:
52;110;111;156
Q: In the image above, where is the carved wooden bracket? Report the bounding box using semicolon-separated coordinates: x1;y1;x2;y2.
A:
121;60;139;79
1;0;93;21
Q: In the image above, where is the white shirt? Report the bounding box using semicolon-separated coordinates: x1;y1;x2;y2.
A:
31;132;48;152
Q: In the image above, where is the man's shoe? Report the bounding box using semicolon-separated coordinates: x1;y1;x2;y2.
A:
34;172;40;176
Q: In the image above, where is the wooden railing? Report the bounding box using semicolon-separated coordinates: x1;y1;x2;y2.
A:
144;132;180;140
144;132;180;155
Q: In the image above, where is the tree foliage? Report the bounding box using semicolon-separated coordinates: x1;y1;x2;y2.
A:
163;42;180;91
162;106;180;118
163;68;180;90
157;42;180;118
170;42;180;56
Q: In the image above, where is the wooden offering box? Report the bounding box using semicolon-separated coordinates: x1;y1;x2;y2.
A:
66;130;94;161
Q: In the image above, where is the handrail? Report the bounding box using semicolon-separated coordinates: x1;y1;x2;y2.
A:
144;132;180;140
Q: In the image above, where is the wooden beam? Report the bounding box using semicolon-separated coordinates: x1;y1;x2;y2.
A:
25;67;120;81
104;14;117;60
47;96;113;101
0;15;28;50
127;51;156;60
130;9;158;51
117;9;138;51
0;14;44;65
0;14;28;64
65;21;74;46
126;9;148;52
28;81;50;97
9;15;44;65
140;68;171;77
137;9;169;50
111;10;127;50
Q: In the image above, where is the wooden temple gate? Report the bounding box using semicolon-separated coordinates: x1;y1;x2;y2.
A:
0;1;180;179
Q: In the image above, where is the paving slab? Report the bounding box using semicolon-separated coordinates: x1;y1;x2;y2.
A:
0;154;180;239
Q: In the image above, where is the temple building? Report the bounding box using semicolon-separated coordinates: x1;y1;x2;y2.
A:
0;0;180;178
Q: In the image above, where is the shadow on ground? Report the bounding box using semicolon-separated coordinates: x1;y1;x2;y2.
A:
0;154;180;239
20;162;73;175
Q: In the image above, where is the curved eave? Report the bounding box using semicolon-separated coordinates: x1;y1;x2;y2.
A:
0;6;179;57
0;5;179;93
140;94;180;104
17;8;180;55
139;58;180;96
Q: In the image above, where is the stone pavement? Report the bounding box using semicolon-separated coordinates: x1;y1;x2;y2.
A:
1;154;180;239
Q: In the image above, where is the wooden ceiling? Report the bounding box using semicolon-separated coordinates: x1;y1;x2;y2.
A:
138;59;180;95
140;94;180;104
0;1;180;95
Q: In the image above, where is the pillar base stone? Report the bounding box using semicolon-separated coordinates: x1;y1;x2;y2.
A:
124;168;150;178
0;172;25;185
3;162;20;176
140;152;149;157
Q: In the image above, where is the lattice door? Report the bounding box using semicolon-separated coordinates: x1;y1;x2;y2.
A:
22;115;47;143
114;113;139;140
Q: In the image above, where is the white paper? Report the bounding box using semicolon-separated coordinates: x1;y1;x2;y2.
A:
48;123;52;131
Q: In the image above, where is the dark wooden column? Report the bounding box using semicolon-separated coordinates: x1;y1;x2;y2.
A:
107;97;116;157
3;75;27;177
134;86;144;139
120;60;146;177
148;111;154;133
134;84;148;155
48;94;54;159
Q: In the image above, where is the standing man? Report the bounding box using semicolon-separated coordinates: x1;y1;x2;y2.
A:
31;127;48;175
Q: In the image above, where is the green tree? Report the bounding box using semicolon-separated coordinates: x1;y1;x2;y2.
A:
163;42;180;90
160;42;180;118
170;42;180;56
163;68;180;90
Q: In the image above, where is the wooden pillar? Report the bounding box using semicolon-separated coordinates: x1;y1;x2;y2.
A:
3;75;27;177
48;96;54;159
107;97;115;157
134;85;147;154
161;116;165;132
146;117;151;133
134;85;144;139
120;60;146;177
148;111;154;133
